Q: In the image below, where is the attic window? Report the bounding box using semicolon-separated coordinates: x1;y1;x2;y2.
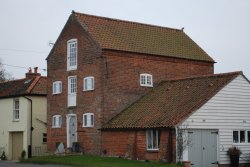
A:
140;74;153;87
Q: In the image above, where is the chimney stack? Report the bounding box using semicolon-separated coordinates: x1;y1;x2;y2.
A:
25;67;41;79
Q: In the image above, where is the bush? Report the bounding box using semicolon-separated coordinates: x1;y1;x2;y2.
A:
0;151;7;160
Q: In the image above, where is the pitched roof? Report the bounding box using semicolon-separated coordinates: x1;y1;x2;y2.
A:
72;12;214;62
0;76;47;98
103;71;241;129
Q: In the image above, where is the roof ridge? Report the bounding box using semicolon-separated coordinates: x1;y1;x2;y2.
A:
162;71;242;83
73;11;183;33
27;76;41;93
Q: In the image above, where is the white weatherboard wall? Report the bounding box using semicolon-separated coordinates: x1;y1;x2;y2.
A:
180;75;250;165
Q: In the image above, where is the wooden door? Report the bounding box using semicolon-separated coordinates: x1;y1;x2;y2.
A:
12;132;23;160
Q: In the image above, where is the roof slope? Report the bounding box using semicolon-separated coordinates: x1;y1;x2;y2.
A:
103;72;241;129
0;76;47;98
73;12;214;62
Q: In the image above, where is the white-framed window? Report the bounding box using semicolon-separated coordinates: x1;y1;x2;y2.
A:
52;115;62;128
42;133;47;143
140;73;153;87
68;76;77;107
83;113;94;127
53;81;62;94
146;129;159;150
13;99;20;121
67;39;77;71
83;76;94;91
233;130;249;143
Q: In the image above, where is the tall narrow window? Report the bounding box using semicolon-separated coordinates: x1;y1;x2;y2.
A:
52;115;62;128
83;77;94;91
83;113;94;127
67;39;77;71
146;129;159;150
140;74;153;87
68;76;77;107
13;99;20;121
53;81;62;94
42;133;47;143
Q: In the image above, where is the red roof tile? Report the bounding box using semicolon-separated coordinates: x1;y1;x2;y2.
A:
103;71;241;129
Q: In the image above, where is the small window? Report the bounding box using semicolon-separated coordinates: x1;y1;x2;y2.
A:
52;115;62;128
140;74;153;87
83;77;94;91
67;39;77;71
248;131;250;143
83;113;94;127
13;99;20;121
233;130;246;143
53;81;62;94
146;129;159;150
42;133;47;143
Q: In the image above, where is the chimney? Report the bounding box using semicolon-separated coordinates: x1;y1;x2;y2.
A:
25;67;41;79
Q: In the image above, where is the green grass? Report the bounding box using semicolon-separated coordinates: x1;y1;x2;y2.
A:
21;155;181;167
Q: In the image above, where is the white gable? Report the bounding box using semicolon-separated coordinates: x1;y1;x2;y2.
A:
180;74;250;164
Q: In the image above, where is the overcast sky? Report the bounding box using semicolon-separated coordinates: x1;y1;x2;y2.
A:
0;0;250;79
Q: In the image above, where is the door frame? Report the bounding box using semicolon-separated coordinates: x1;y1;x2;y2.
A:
66;114;77;148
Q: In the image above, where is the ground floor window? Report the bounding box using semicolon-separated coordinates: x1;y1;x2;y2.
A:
146;129;159;150
233;130;250;143
42;133;47;143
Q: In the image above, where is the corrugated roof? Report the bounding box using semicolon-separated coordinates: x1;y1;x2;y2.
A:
103;71;241;129
73;12;214;62
0;76;47;98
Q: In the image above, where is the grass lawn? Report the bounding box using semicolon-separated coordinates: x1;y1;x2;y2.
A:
21;155;181;167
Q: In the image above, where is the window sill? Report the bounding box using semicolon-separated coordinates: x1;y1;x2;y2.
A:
140;85;153;87
146;149;159;153
12;119;20;122
82;126;94;128
52;127;61;129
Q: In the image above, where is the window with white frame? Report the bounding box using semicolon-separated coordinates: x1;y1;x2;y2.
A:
140;73;153;87
146;129;159;150
42;133;47;143
83;77;94;91
52;115;62;128
53;81;62;94
233;130;250;143
13;99;20;121
67;39;77;71
83;113;94;127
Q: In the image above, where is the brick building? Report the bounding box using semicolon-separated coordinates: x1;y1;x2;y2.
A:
46;11;215;162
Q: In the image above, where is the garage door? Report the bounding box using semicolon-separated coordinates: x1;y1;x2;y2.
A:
12;132;23;160
188;130;218;167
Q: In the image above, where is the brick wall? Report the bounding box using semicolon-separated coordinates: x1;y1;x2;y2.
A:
102;128;176;162
102;50;214;123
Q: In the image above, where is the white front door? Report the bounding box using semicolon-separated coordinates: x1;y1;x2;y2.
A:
188;130;218;167
67;114;77;148
68;76;77;107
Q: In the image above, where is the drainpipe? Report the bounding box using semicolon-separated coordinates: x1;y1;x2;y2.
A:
24;96;33;158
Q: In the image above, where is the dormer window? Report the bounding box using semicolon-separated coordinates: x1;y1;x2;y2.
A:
140;73;153;87
67;39;77;71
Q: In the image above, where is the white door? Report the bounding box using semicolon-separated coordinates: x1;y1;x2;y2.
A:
68;76;77;107
67;115;77;148
188;130;218;167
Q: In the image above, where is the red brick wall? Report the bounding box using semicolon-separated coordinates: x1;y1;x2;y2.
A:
102;129;176;162
102;50;214;123
47;16;104;153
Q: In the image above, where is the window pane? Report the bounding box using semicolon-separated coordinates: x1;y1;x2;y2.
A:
147;75;152;85
153;130;158;149
240;130;245;143
84;115;87;126
147;130;152;149
91;115;94;126
141;75;145;85
248;131;250;143
233;131;239;143
43;133;47;143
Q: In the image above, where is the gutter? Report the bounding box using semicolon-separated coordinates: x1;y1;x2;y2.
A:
24;96;33;158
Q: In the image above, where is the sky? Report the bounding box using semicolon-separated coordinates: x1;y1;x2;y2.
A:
0;0;250;79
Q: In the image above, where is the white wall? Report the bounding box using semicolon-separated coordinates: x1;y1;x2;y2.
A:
180;75;250;164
